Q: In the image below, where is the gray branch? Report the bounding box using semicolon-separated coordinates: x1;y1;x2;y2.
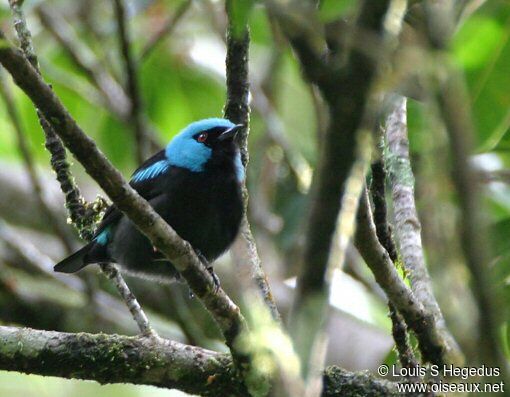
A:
0;326;402;397
6;0;156;338
384;95;461;363
0;30;250;372
355;190;447;366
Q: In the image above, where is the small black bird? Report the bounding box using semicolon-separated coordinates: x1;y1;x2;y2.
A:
55;118;244;283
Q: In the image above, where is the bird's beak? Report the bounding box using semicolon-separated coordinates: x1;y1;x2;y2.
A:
218;124;243;141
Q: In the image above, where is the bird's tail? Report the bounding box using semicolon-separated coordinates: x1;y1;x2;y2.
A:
54;244;92;273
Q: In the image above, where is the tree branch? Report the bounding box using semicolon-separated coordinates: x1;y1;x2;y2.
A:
272;0;392;374
6;1;155;338
0;30;250;369
0;326;241;397
384;95;461;363
369;145;419;373
355;190;447;366
0;326;401;397
224;2;281;322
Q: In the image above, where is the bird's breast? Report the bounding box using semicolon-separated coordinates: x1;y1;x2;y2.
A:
156;167;243;261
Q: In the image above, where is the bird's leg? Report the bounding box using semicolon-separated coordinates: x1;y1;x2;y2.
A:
194;249;220;293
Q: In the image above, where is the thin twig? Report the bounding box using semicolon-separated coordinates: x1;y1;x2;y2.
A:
113;0;151;163
6;0;156;338
100;264;155;337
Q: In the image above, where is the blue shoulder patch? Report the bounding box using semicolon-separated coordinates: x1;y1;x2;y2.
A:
95;226;111;246
132;160;170;182
234;152;245;182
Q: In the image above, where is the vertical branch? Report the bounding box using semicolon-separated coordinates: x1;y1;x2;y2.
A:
305;128;372;397
224;1;281;322
7;0;156;338
385;97;438;315
113;0;150;163
384;96;461;362
369;137;419;372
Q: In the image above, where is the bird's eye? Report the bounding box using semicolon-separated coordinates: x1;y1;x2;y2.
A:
197;133;207;143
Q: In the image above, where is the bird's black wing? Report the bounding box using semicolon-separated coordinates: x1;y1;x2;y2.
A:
92;149;170;238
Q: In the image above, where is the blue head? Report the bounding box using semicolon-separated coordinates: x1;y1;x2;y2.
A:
166;118;243;176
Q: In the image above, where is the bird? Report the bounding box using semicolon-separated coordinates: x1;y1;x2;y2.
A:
54;118;245;285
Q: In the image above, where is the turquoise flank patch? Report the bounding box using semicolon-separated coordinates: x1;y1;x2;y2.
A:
234;151;245;182
95;227;111;246
132;160;170;182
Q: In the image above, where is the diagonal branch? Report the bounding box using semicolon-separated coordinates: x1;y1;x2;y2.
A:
6;0;155;338
369;143;419;373
0;30;250;371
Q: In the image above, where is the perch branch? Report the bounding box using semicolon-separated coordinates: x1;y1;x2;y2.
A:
0;32;251;374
